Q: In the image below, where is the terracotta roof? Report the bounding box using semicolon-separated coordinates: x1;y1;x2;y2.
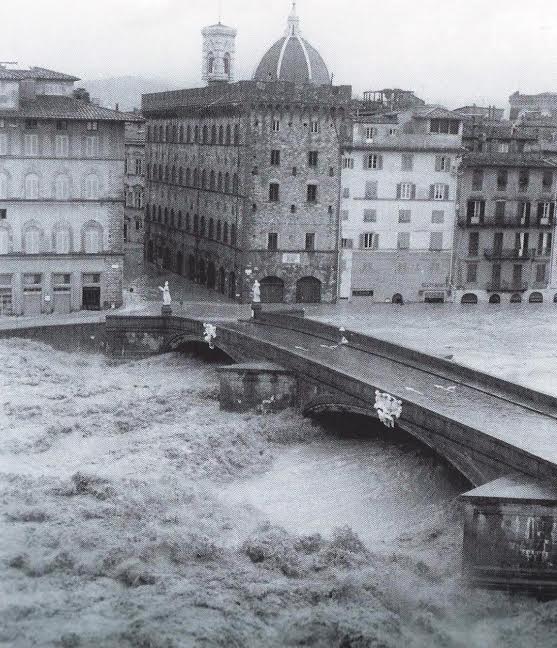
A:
0;95;142;122
0;66;79;82
464;152;557;168
348;134;464;153
412;106;460;120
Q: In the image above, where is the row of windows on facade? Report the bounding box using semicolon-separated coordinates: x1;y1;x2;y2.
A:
266;232;317;252
466;231;553;257
125;158;143;176
148;164;240;194
0;133;103;158
341;208;446;224
147;122;241;146
0;272;101;289
464;261;549;286
0;119;99;132
466;199;556;224
146;204;237;245
125;188;144;209
0;222;105;255
470;168;555;192
0;173;103;200
343;154;453;172
342;181;451;201
268;183;319;203
341;231;445;251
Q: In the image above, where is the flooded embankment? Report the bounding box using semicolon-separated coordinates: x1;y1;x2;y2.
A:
1;339;557;648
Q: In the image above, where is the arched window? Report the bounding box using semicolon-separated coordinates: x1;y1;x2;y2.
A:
223;222;229;244
224;53;231;76
170;209;175;228
489;294;501;304
529;292;543;304
0;227;10;254
179;125;184;143
218;171;223;191
232;173;239;195
187;125;192;143
165;165;169;182
186;168;191;186
208;53;215;74
216;219;222;240
0;173;8;199
164;207;168;224
230;223;237;246
210;170;216;190
53;225;71;254
211;125;217;144
171;166;176;183
165;125;170;141
208;217;214;239
178;167;183;184
185;212;191;231
224;172;230;193
178;210;182;229
194;125;199;142
55;174;70;200
461;293;478;304
203;125;208;143
157;206;162;222
193;168;199;187
85;174;99;199
219;125;224;145
83;222;103;253
200;216;205;237
172;125;177;142
24;173;39;199
193;214;199;234
225;124;231;145
201;169;207;189
234;124;240;145
23;224;41;254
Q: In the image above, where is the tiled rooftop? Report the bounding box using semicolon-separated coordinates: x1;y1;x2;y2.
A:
464;152;557;168
0;95;142;122
0;66;79;82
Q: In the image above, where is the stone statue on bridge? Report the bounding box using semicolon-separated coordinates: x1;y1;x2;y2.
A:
252;280;261;304
159;281;172;306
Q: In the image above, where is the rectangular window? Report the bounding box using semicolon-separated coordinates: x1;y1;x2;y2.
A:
267;233;278;250
269;183;280;202
85;136;99;157
0;209;6;220
362;232;378;249
311;120;319;133
538;201;554;223
307;184;317;202
432;210;444;224
399;183;413;200
497;169;508;191
55;135;69;157
86;121;98;131
429;232;443;251
495;201;506;222
366;154;382;169
363;209;376;222
397;232;410;249
543;170;553;191
401;154;413;171
433;183;446;200
341;210;349;221
272;119;280;132
466;263;478;283
519;169;529;192
0;133;7;156
24;134;38;156
519;201;531;225
135;159;142;175
305;233;315;251
56;120;68;131
25;119;38;130
536;264;547;283
342;157;354;169
430;118;460;135
365;126;377;140
472;169;484;191
271;149;280;166
398;209;411;223
365;181;378;199
308;151;318;167
342;187;350;198
341;238;353;249
498;142;510;153
467;199;485;223
435;156;451;172
468;232;479;256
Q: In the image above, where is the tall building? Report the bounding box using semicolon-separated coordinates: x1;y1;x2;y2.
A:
510;91;557;120
0;66;137;316
143;5;351;304
454;153;557;305
124;120;145;245
339;107;463;303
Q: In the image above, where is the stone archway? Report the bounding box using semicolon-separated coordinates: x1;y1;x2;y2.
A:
461;293;478;304
489;294;501;304
296;276;322;304
260;276;285;303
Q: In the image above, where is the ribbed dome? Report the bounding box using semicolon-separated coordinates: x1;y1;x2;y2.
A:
253;4;330;85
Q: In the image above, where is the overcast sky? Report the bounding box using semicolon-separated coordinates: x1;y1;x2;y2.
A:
4;0;557;108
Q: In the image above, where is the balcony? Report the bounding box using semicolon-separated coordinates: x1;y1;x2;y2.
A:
459;218;553;229
484;247;535;260
486;281;528;293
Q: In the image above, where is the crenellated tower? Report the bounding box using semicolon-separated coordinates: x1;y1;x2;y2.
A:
201;21;237;84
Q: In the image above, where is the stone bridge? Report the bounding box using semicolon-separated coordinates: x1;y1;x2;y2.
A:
105;308;557;595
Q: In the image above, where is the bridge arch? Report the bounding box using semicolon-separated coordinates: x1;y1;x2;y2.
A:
162;333;241;362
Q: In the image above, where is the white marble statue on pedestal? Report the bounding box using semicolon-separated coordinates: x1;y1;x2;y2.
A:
252;280;261;304
159;281;171;306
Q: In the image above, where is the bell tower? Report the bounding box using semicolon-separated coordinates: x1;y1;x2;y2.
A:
201;21;237;84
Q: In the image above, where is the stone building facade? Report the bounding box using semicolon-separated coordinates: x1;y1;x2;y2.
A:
143;8;351;304
339;107;463;303
0;65;134;316
454;153;557;305
124;120;145;246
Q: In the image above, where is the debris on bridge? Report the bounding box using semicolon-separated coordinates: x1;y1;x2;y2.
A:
374;390;403;428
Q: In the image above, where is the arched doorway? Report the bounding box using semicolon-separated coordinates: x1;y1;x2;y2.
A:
392;293;404;305
147;240;154;263
228;271;236;299
260;276;285;303
488;294;501;304
461;293;478;304
529;292;543;304
296;277;322;304
198;259;206;285
218;267;226;294
207;261;216;290
510;293;522;304
176;251;183;276
188;255;196;280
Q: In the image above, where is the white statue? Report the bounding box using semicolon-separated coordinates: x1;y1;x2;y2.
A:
203;323;217;350
252;280;261;304
374;390;402;429
159;281;171;306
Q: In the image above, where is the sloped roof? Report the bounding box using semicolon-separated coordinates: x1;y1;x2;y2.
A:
464;152;557;168
0;95;142;122
412;106;461;120
0;66;79;82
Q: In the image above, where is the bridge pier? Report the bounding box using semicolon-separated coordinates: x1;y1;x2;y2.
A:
217;362;297;413
460;474;557;596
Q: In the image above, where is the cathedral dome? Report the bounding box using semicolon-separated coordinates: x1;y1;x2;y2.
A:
253;3;331;85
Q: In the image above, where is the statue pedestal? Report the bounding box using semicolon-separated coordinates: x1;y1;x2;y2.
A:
161;305;172;317
251;302;262;319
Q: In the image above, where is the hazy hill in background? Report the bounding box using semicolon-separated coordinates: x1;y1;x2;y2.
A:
80;76;181;112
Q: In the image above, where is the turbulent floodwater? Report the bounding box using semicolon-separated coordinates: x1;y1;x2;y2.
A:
1;340;557;648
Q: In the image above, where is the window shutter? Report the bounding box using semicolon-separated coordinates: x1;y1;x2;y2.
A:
444;184;449;200
526;202;531;218
480;201;486;218
396;184;401;199
429;185;435;199
551;203;556;218
377;155;383;170
411;184;416;199
538;203;544;219
363;155;369;170
435;157;441;172
359;233;365;249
